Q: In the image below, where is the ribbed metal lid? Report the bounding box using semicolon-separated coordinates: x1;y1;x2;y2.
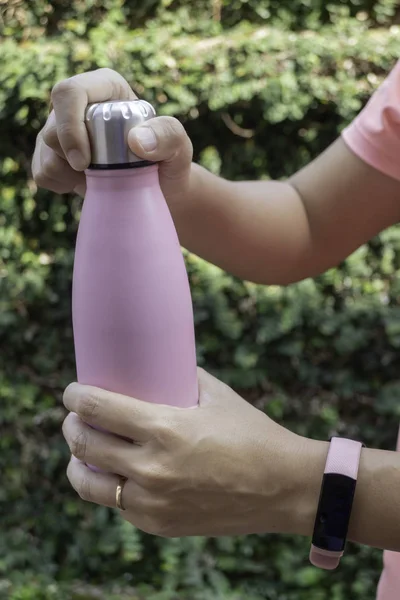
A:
85;99;156;169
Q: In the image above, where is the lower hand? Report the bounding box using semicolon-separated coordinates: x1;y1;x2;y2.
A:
62;368;319;538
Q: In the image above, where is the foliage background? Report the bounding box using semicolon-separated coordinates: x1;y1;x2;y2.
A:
1;0;400;598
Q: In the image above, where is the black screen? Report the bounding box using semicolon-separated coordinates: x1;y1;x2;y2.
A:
312;473;357;552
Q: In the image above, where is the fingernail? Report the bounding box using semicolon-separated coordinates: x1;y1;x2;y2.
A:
133;127;157;152
67;150;86;171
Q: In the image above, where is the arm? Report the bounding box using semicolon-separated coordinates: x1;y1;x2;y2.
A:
176;59;400;283
176;139;400;284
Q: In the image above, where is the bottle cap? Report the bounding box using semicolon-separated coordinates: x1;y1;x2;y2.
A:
85;99;156;169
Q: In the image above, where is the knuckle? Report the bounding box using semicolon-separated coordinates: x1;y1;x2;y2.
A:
33;170;48;188
70;430;88;461
66;461;79;495
136;460;164;491
154;417;182;446
63;383;75;408
41;155;58;179
142;460;172;492
158;117;193;163
154;416;173;438
159;116;186;141
51;78;77;103
77;474;92;502
61;416;68;440
57;121;77;142
51;181;71;195
33;169;69;194
77;392;100;421
145;470;164;492
42;125;58;149
95;68;132;98
96;67;117;76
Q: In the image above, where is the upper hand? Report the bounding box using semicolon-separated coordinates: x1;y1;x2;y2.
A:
62;368;307;538
32;68;193;212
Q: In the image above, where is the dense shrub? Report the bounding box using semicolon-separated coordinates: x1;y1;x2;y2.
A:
1;1;400;598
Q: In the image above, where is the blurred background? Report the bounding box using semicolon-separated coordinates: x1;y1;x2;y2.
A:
1;1;400;598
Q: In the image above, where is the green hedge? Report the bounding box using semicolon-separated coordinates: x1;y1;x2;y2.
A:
1;1;400;598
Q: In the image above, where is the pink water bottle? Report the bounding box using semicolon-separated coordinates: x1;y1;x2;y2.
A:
72;100;198;407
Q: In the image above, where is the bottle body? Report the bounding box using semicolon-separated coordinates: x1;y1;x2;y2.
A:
72;165;198;407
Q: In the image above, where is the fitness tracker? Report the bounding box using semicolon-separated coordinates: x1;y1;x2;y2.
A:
310;437;363;570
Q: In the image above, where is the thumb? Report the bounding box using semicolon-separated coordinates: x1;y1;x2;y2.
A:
128;116;193;178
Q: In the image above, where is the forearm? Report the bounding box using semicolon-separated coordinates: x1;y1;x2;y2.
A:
173;140;400;285
174;163;313;285
289;437;400;551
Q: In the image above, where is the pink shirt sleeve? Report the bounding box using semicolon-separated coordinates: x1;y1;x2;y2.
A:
342;59;400;182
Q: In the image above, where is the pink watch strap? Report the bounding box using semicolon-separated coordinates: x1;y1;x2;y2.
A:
324;437;363;479
309;546;343;570
309;437;363;570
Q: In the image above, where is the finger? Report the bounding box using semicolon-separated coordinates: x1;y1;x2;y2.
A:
67;455;135;509
42;111;64;158
67;456;119;507
67;456;154;523
127;116;193;178
51;68;136;171
39;142;85;186
32;140;67;194
36;176;74;195
67;456;173;535
33;143;85;194
62;412;135;477
63;382;170;443
34;175;85;196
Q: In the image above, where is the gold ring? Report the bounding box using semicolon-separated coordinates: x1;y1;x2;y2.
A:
116;476;127;511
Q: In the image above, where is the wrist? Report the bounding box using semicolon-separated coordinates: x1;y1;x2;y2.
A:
252;425;328;537
282;435;329;537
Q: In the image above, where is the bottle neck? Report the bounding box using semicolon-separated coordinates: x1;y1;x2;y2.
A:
85;164;159;192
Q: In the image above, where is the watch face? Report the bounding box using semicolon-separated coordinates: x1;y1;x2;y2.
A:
312;473;357;552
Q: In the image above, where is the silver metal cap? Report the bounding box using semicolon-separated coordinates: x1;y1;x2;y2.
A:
85;100;157;168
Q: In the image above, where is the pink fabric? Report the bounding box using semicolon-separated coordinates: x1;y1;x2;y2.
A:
342;60;400;599
324;437;362;479
342;60;400;183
